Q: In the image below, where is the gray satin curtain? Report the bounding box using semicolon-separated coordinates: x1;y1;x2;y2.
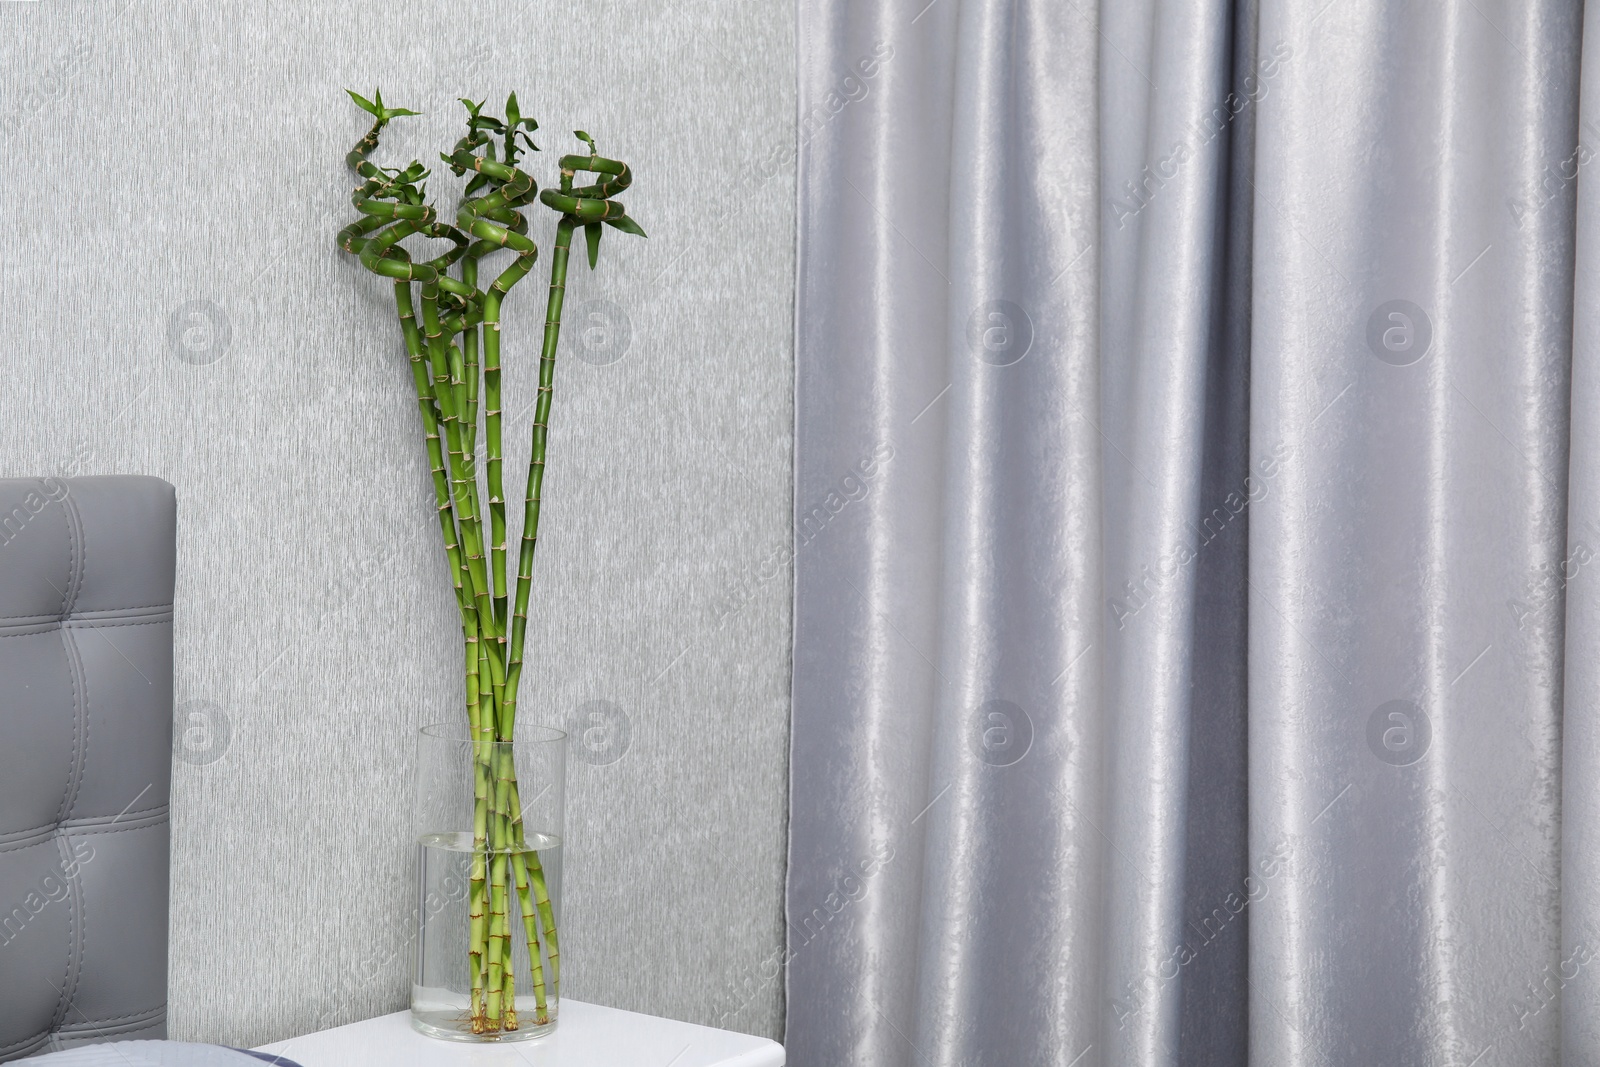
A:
788;0;1598;1064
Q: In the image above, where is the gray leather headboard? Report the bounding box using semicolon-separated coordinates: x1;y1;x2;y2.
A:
0;476;176;1062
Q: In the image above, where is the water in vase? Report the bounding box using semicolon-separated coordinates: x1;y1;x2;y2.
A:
412;830;563;1041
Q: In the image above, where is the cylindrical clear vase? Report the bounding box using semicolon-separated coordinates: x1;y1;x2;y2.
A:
411;722;567;1042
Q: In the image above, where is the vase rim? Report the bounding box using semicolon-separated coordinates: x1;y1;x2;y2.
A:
418;721;568;745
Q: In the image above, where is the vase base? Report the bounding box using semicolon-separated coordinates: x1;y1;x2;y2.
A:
411;1006;558;1043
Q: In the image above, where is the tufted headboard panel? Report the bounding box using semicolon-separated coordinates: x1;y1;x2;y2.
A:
0;476;176;1062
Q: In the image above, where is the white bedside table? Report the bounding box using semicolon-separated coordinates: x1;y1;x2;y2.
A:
253;1001;784;1067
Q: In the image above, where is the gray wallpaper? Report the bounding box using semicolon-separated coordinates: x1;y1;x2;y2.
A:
0;0;794;1047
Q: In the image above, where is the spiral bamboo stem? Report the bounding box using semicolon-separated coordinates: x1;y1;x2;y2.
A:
503;143;644;729
340;91;642;1037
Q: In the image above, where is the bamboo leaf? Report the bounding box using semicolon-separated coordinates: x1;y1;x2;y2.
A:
585;222;602;269
574;130;596;153
603;215;647;238
466;172;489;196
519;132;540;152
346;89;380;116
506;92;521;128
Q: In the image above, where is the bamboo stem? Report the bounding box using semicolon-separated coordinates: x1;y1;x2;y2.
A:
508;777;560;1004
526;851;560;997
392;283;473;618
511;846;549;1023
502;214;570;726
504;143;644;718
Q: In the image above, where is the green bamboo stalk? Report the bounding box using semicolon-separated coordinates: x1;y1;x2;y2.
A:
424;272;508;1018
510;846;549;1022
490;742;522;1026
417;251;496;674
509;778;561;1002
424;301;507;736
463;194;524;646
503;138;645;723
465;622;488;1029
447;98;537;655
462;256;480;455
485;847;508;1025
478;640;505;1029
453;126;562;1015
489;743;522;1028
448;150;538;736
483;283;507;644
392;284;473;619
501;210;568;731
525;851;559;995
444;104;538;1028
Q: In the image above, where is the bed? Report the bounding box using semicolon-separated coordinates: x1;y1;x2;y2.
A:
0;476;176;1062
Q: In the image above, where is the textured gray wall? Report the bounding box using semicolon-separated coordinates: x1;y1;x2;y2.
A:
0;0;794;1047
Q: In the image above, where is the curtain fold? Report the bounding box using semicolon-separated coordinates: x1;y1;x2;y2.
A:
1566;6;1600;1062
788;0;1590;1064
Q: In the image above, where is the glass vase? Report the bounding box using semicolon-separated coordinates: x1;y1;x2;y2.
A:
411;722;567;1042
